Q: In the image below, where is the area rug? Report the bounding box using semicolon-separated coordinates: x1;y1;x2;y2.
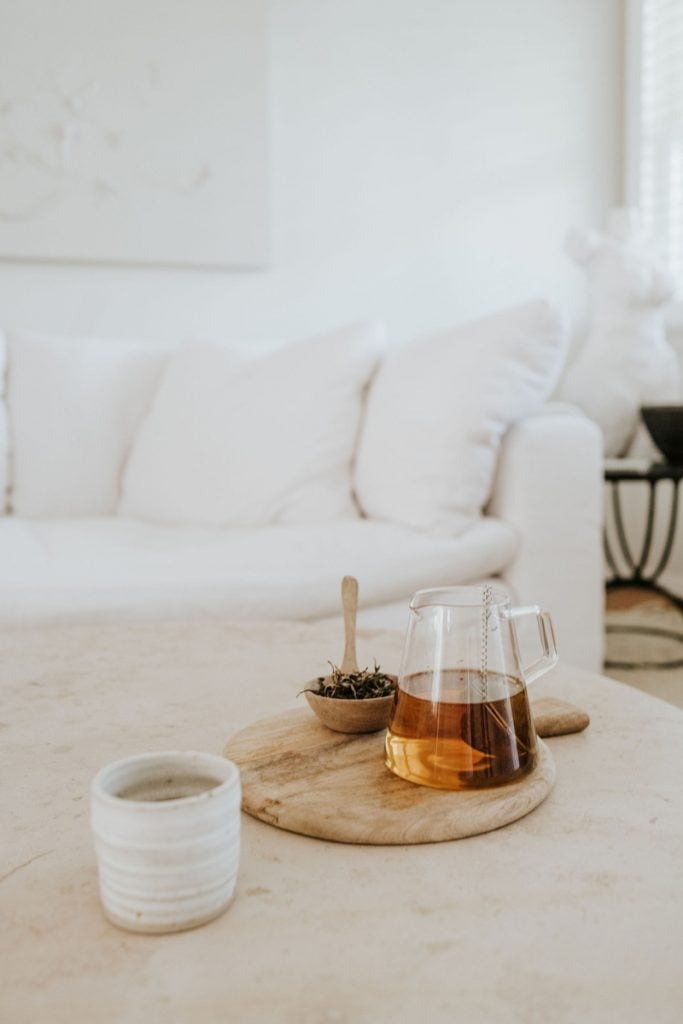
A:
604;600;683;710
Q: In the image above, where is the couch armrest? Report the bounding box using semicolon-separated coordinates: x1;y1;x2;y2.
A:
488;405;604;671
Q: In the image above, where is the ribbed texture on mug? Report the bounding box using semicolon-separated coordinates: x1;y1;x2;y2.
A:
91;752;241;934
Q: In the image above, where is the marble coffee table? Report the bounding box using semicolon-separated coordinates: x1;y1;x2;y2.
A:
2;619;682;1023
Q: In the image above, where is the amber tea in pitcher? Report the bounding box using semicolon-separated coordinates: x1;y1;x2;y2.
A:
386;669;537;790
385;587;557;791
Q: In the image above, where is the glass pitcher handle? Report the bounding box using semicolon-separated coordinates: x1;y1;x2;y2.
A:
508;607;558;684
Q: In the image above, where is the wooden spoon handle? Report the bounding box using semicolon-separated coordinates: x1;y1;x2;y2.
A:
340;576;359;674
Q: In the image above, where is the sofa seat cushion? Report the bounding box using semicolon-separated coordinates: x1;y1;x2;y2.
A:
0;516;517;624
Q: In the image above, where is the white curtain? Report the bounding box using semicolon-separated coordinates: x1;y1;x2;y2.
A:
639;0;683;285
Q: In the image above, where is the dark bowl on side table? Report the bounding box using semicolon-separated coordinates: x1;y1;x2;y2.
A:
641;406;683;465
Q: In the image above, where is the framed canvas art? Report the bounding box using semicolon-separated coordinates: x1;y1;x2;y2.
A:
0;0;268;268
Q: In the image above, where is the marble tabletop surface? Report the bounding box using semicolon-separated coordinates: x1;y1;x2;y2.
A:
1;618;682;1024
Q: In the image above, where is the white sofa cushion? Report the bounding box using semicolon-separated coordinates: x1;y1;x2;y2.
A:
119;322;385;527
0;330;8;514
354;300;567;535
7;330;168;517
0;516;517;624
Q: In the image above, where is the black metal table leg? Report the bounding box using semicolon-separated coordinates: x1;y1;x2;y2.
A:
604;466;683;671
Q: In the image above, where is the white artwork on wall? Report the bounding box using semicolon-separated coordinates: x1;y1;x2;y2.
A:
0;0;268;268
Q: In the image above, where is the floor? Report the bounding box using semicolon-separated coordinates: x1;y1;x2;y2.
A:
604;588;683;709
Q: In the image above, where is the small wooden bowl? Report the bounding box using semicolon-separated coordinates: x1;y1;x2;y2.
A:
304;681;397;734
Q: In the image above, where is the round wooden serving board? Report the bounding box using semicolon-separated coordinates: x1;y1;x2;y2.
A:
224;708;556;845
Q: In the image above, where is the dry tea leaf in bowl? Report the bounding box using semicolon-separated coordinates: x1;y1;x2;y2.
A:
303;662;396;701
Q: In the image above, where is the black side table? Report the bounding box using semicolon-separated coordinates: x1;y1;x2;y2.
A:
604;460;683;669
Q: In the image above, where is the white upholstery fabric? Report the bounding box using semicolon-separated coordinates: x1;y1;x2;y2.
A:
355;300;568;535
120;322;385;527
0;516;517;624
0;330;7;514
7;331;168;517
488;404;604;671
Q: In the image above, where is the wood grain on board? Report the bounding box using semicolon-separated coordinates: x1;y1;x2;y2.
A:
224;709;557;845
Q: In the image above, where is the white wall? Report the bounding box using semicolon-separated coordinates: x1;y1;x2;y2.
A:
0;0;623;348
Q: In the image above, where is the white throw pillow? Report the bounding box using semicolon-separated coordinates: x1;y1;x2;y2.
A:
354;301;567;534
8;331;169;517
0;330;8;514
119;322;386;527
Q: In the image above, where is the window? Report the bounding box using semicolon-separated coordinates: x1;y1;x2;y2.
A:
628;0;683;289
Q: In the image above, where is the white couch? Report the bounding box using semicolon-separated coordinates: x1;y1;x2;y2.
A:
0;305;604;670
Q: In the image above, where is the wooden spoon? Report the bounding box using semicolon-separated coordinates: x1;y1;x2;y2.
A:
340;575;360;675
304;576;398;734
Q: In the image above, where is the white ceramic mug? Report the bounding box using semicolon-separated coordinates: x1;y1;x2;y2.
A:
91;751;241;934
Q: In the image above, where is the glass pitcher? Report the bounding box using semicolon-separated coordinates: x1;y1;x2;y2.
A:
385;585;558;790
